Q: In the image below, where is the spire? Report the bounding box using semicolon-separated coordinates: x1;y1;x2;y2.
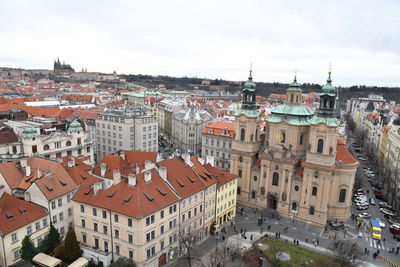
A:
327;62;332;83
248;62;253;80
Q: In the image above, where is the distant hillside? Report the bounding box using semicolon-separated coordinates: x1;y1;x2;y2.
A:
121;74;400;105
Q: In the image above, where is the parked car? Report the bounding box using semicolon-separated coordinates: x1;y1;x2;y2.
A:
389;224;400;235
357;156;366;161
369;198;376;205
380;208;396;217
356;203;369;210
376;194;389;202
358;213;371;219
376;218;386;228
373;188;383;195
379;202;392;210
393;233;400;241
387;216;400;225
329;221;345;230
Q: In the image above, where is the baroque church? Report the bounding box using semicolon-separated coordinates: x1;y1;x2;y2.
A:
230;70;358;226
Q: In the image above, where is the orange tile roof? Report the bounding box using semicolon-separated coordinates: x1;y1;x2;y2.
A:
336;138;359;166
157;158;206;198
123;151;158;170
72;169;180;218
93;155;131;179
64;160;102;188
190;157;218;187
203;164;237;187
0;192;48;234
202;121;235;138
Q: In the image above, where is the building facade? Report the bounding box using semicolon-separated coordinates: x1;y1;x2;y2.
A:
96;109;158;162
201;121;234;171
230;71;358;226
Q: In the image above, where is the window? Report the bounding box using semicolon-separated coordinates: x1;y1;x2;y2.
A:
116;245;120;255
146;246;156;259
93;223;98;232
272;172;279;186
128;218;133;227
200;204;203;212
161;240;165;250
280;132;286;143
43;144;50;151
240;128;245;141
188;211;192;219
59;212;63;222
114;214;119;223
309;206;315;215
52;215;57;224
102;210;107;219
128;234;133;244
237;187;241;195
146;230;155;242
161;225;165;234
294;185;299;191
60;227;65;236
93;208;97;216
11;233;17;243
299;133;304;145
103;225;108;234
182;214;185;222
238;169;242;178
27;226;32;235
104;241;109;253
82;233;87;243
146;215;155;226
253;176;257;181
80;204;85;213
115;229;119;239
67;194;71;202
312;187;318;196
251;191;256;199
339;189;347;203
129;250;133;259
81;219;86;228
66;141;71;146
239;156;243;163
291;202;298;211
169;204;177;214
13;249;21;260
317;139;324;153
51;201;56;209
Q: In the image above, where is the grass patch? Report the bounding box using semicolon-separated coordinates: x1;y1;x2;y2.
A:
259;238;340;267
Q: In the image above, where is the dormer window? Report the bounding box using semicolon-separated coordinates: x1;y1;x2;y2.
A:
208;129;213;134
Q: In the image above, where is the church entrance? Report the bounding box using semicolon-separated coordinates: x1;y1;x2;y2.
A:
268;194;277;209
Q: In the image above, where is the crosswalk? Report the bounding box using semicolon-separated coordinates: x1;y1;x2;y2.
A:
365;236;387;249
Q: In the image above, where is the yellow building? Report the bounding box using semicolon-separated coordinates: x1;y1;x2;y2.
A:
0;192;50;267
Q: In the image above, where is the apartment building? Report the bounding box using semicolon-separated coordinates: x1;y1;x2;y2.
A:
172;108;212;155
0;192;50;267
96;109;158;162
0;157;78;236
72;169;180;267
157;99;184;137
2;119;94;164
201;121;234;171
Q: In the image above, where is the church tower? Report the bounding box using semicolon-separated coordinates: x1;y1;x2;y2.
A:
230;69;261;206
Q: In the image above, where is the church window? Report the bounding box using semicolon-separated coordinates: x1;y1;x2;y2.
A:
238;170;242;178
339;189;347;203
275;165;279;170
237;187;241;195
309;206;315;215
294;185;299;191
260;187;265;195
312;187;317;196
240;128;245;141
317;139;324;153
43;144;50;151
291;202;297;211
253;176;257;181
296;95;299;102
299;133;304;145
251;191;256;199
290;94;294;102
272;172;279;186
239;156;243;163
314;171;319;178
280;132;286;143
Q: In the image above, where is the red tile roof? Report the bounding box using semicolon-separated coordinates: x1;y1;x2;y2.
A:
0;193;48;234
202;121;235;138
203;164;237;187
190;157;218;187
157;158;206;198
72;169;179;218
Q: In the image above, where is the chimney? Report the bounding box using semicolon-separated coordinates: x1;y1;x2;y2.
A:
113;169;121;184
198;158;205;165
134;163;139;173
20;158;27;168
93;184;100;195
37;168;42;178
159;166;167;180
205;155;215;167
181;153;191;165
120;151;125;160
25;165;31;177
144;171;152;183
67;157;75;167
144;160;154;171
100;163;107;177
45;170;52;178
128;174;136;187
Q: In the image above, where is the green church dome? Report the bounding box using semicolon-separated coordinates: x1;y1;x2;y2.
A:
68;120;83;132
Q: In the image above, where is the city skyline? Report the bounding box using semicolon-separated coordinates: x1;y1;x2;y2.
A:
1;0;399;87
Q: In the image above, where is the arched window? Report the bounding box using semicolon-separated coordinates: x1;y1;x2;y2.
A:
312;186;318;196
239;156;243;163
290;94;294;102
309;206;315;215
43;144;50;151
317;139;324;153
299;133;304;145
272;172;279;186
240;128;245;141
339;189;347;203
66;141;71;147
296;95;299;103
280;132;286;143
237;187;241;195
253;176;257;181
251;191;256;199
291;202;297;211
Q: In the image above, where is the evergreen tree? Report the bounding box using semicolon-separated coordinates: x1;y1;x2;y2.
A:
62;227;82;263
39;223;61;255
21;235;38;262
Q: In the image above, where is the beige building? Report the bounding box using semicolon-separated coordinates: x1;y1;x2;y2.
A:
201;121;234;171
230;72;358;226
0;192;50;267
96;109;158;162
157;99;184;137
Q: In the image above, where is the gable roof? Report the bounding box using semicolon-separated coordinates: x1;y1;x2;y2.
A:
72;169;179;218
203;163;237;187
190;157;218;187
0;193;48;234
202;121;235;138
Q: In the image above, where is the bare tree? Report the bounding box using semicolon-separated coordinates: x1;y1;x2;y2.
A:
331;240;364;267
205;238;245;267
178;227;201;267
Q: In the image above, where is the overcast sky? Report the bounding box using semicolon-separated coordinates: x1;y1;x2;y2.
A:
1;0;399;86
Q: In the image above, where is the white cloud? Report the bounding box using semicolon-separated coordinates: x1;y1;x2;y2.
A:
0;0;399;86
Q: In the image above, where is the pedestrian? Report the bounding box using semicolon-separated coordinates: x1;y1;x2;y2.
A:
367;250;370;255
316;238;319;246
234;226;236;232
293;238;296;244
364;248;368;254
305;237;308;243
231;221;234;227
278;232;281;238
250;235;253;241
377;249;380;255
240;228;243;234
222;236;225;241
392;247;395;254
275;232;278;238
268;225;271;231
260;227;263;234
296;240;299;245
367;189;369;194
383;238;386;242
